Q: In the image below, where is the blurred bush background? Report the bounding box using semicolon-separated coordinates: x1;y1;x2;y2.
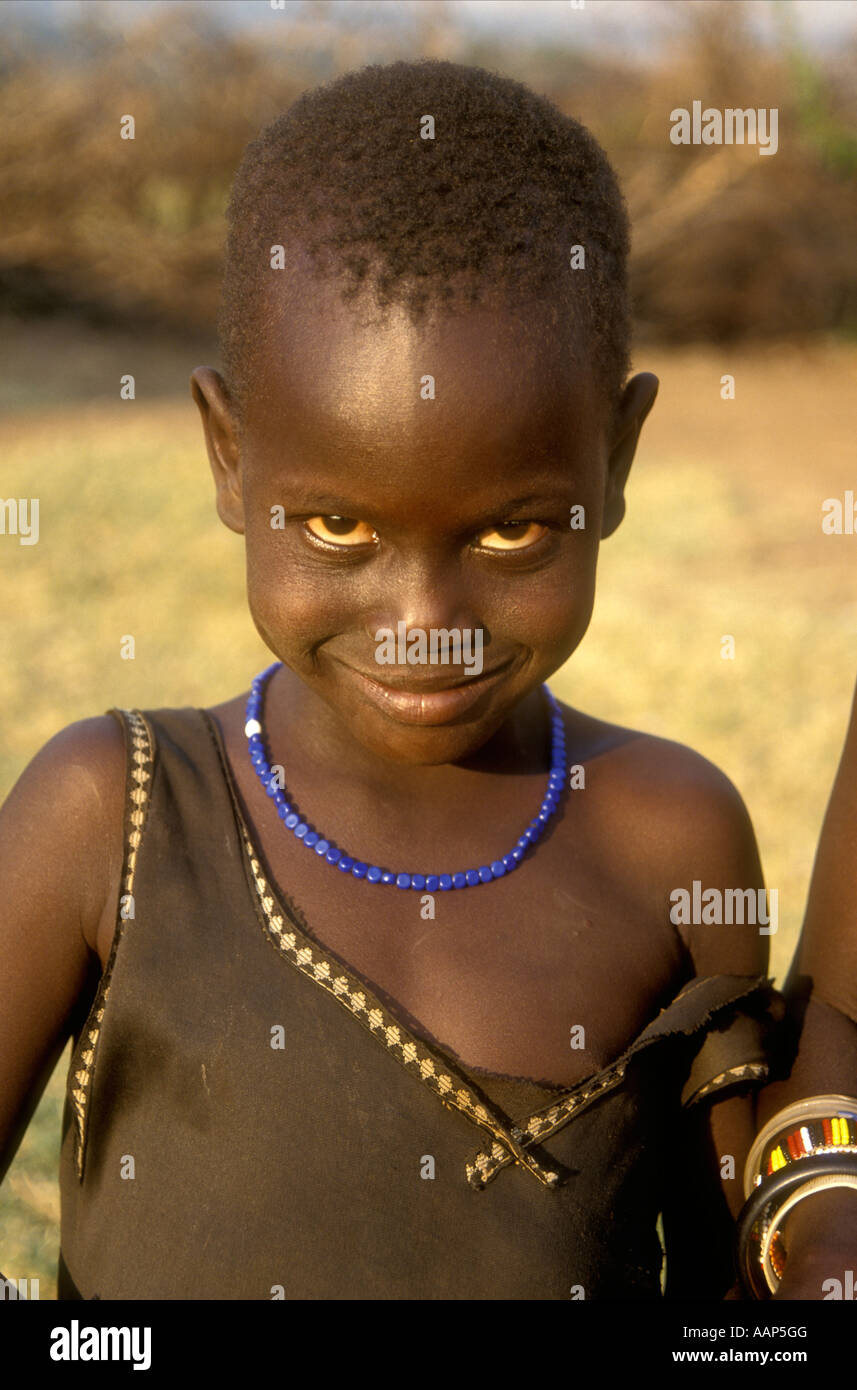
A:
1;0;856;1297
1;0;856;341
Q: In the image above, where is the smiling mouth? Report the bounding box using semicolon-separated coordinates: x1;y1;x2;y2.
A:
337;659;514;725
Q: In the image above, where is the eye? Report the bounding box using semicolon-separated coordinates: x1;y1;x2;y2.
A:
475;521;548;551
304;515;378;547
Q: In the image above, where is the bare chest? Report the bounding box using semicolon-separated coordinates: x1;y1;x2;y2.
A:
211;709;688;1088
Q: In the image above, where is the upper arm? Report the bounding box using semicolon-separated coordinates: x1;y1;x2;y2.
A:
635;738;770;981
788;672;857;1021
658;749;772;1241
0;714;125;1186
617;739;772;1252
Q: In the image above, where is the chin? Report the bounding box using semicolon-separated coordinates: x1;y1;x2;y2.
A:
348;707;502;766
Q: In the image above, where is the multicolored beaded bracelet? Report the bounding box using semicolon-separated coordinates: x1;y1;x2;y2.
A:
738;1095;857;1297
743;1094;857;1195
766;1114;856;1172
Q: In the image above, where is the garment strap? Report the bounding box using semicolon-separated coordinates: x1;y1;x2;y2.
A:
680;1003;776;1106
68;707;156;1180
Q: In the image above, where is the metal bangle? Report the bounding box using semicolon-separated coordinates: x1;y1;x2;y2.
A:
760;1172;857;1294
736;1153;857;1298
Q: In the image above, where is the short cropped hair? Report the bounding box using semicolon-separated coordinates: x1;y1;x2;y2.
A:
218;58;630;433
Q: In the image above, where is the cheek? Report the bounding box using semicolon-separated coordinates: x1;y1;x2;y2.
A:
247;555;353;661
525;564;596;659
496;533;599;653
242;512;349;660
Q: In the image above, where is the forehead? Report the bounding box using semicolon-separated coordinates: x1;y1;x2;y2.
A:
241;262;606;500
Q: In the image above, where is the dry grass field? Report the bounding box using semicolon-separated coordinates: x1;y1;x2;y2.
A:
1;324;856;1296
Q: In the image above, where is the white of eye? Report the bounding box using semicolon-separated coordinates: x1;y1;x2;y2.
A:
477;522;547;551
305;515;378;546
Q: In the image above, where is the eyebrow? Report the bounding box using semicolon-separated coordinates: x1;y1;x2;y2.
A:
282;488;576;525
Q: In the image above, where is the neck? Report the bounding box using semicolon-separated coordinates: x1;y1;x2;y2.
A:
262;664;551;804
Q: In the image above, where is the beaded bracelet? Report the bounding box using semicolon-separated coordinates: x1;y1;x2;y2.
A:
743;1094;857;1196
738;1093;857;1298
737;1154;857;1298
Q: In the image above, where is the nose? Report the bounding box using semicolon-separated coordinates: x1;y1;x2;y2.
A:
363;553;479;646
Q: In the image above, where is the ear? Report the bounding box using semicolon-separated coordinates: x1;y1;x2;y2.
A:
190;367;245;535
601;372;659;539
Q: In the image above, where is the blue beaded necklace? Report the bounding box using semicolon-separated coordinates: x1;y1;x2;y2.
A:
244;661;566;890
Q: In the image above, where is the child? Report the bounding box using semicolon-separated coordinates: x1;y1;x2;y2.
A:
0;59;808;1300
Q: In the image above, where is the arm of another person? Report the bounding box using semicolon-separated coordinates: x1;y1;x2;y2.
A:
0;717;125;1220
751;673;857;1299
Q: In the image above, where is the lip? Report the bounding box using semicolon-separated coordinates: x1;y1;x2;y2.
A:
338;659;514;726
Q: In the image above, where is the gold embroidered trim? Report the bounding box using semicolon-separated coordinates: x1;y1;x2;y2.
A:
71;709;154;1179
240;823;562;1189
685;1060;769;1105
466;1062;629;1189
464;980;772;1188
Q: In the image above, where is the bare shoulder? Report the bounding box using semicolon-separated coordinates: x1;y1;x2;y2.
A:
8;712;127;827
557;701;767;972
561;700;754;836
0;713;127;956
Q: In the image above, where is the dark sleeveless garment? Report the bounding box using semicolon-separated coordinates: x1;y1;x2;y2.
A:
56;705;780;1301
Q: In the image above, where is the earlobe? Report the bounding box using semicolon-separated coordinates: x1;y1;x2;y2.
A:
601;493;626;540
190;367;246;536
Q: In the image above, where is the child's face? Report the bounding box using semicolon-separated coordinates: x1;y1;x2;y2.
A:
193;269;656;766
